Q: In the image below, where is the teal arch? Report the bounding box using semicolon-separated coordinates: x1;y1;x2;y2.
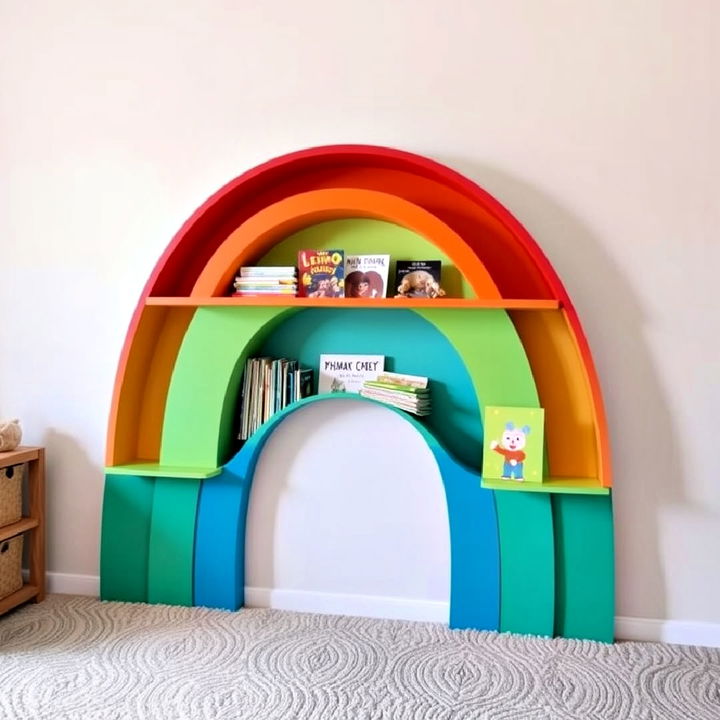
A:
258;308;482;466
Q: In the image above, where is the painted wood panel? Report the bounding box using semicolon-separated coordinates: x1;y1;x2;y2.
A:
100;474;154;602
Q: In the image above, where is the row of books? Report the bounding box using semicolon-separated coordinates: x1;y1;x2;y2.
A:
232;266;297;297
238;357;313;439
231;252;446;299
237;354;432;441
359;372;431;417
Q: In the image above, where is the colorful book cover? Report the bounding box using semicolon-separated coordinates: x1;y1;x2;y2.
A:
344;254;390;298
481;406;545;484
318;354;385;393
297;250;345;298
394;260;445;298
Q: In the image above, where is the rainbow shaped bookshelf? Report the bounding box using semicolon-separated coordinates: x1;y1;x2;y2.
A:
100;145;614;642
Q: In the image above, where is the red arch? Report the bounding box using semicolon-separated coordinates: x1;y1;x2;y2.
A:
107;145;610;486
144;145;559;300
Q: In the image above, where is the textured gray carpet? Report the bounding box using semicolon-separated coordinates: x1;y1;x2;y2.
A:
0;595;717;719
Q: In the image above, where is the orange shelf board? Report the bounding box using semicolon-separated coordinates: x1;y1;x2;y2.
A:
146;296;560;310
481;477;609;495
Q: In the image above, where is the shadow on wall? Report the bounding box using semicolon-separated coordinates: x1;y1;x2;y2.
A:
40;428;104;580
441;157;684;621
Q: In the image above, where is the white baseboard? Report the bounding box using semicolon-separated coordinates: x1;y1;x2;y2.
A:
244;586;449;623
615;616;720;648
42;571;100;597
36;572;720;648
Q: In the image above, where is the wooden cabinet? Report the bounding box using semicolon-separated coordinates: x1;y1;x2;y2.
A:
0;446;45;615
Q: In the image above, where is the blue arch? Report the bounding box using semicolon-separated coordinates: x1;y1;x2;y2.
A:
194;393;500;630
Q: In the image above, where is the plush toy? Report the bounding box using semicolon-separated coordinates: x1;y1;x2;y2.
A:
0;419;22;452
395;270;446;299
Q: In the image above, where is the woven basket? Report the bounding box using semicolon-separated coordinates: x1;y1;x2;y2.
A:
0;534;23;600
0;464;23;528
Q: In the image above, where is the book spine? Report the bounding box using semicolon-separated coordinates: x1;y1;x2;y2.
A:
238;358;251;439
375;371;429;389
363;381;428;394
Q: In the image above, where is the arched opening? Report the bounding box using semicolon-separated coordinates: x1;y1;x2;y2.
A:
245;399;450;621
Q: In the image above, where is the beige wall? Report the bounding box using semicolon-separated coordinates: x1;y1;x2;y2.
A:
1;1;718;627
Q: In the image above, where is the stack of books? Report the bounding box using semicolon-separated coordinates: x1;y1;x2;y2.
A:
359;371;431;417
232;266;297;297
238;357;313;439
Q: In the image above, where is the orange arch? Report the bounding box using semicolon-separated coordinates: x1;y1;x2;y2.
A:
108;191;502;466
192;188;501;299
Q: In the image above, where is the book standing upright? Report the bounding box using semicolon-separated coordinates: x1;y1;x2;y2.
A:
344;254;390;298
298;250;345;297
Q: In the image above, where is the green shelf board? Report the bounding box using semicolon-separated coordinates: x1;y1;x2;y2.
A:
481;477;609;496
105;463;222;479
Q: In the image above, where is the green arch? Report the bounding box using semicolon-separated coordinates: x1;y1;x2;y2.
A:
160;306;296;467
158;304;554;635
160;307;538;468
